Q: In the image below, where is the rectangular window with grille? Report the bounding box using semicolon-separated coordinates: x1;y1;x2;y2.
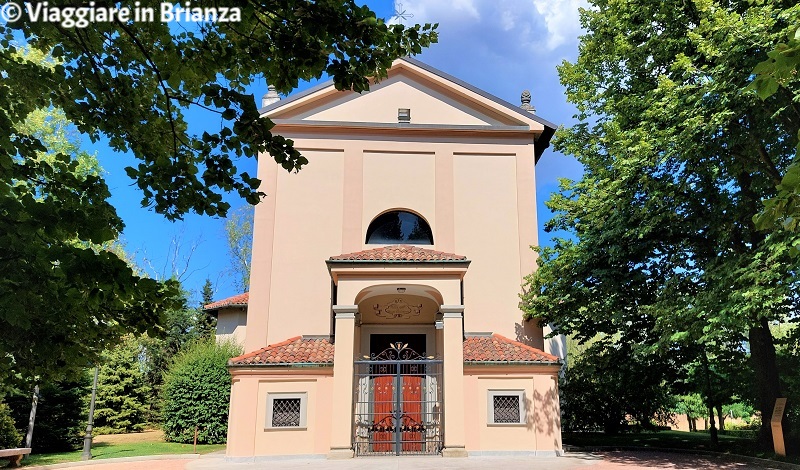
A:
272;398;301;427
266;392;307;429
487;390;525;425
493;395;520;423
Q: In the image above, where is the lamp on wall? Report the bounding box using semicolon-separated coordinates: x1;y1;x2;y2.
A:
396;287;406;293
435;311;444;330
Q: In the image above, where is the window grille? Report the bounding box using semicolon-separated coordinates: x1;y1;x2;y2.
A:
271;398;302;427
493;395;521;423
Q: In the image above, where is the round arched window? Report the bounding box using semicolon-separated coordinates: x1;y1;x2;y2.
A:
365;210;434;245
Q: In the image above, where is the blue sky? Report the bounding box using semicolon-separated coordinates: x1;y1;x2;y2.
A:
88;0;587;304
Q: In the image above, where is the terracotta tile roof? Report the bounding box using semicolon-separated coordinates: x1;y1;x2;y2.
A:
203;292;249;310
228;336;335;366
463;334;560;363
329;245;467;262
230;333;559;367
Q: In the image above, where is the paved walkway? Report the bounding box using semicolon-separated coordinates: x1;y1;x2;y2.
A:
20;451;793;470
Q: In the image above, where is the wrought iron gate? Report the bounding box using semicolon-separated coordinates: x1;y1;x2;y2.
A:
353;342;443;456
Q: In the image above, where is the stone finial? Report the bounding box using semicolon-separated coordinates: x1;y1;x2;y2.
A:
261;85;280;107
520;89;535;113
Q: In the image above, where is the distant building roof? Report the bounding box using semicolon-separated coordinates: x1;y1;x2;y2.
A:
203;292;249;310
329;245;467;262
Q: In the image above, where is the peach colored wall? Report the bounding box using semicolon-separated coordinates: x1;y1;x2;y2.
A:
215;307;246;346
254;377;333;455
298;75;504;126
227;370;334;457
453;155;523;338
266;149;344;345
463;367;562;454
252;132;544;349
532;374;562;451
362;151;436;238
269;60;545;130
227;376;258;456
244;153;278;353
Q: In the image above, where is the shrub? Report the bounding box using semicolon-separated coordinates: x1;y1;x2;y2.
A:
161;339;241;444
0;401;22;449
726;416;761;431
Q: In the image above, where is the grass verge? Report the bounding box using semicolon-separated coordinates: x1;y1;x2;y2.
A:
13;440;224;467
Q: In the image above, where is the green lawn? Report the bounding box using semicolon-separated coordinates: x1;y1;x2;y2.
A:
563;430;799;464
15;441;225;467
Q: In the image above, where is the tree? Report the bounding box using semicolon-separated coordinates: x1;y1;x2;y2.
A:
161;339;241;444
560;341;676;433
0;52;182;385
2;3;437;220
750;8;800;234
673;394;706;432
93;335;152;434
197;279;218;338
522;0;799;449
224;207;253;292
140;290;203;401
7;377;89;453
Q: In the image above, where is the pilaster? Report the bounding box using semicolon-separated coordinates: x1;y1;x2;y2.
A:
328;306;358;459
441;305;468;457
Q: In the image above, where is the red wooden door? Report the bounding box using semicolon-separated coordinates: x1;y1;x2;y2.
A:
401;374;423;451
372;374;394;452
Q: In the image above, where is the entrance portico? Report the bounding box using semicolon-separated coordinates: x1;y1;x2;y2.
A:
326;245;470;458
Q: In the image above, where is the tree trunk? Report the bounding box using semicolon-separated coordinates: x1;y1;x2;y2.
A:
707;405;718;448
716;404;725;434
25;385;38;451
748;319;783;449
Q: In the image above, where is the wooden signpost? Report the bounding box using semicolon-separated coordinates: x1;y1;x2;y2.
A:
771;397;787;457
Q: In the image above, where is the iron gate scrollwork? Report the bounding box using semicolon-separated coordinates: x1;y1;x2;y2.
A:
353;342;443;456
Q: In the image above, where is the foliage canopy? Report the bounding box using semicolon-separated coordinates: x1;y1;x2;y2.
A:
523;0;799;448
1;3;436;384
2;1;437;219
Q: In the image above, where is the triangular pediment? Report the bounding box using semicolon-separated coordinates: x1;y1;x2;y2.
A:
262;58;550;131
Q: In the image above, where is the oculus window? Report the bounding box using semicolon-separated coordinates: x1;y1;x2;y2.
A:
365;210;433;245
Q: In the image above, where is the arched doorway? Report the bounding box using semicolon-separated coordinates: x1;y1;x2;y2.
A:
352;284;443;456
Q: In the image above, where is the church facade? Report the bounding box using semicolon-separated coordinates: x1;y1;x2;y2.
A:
211;58;564;459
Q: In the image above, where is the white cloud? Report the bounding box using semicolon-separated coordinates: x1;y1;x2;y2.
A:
532;0;586;50
391;0;587;52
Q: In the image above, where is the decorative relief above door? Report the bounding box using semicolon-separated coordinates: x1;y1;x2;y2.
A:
373;298;423;320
